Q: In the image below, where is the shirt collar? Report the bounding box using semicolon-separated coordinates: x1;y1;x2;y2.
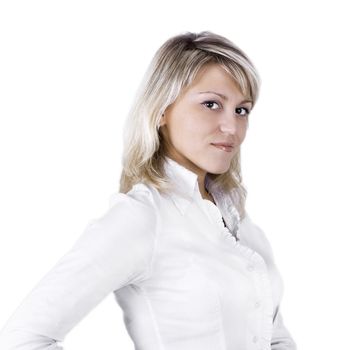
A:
163;156;200;215
163;156;241;237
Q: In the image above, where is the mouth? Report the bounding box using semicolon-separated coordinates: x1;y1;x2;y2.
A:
211;143;234;152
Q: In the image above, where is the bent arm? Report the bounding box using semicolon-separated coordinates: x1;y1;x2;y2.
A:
240;213;297;350
0;191;157;349
271;307;297;350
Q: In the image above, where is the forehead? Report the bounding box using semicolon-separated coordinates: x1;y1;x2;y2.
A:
185;63;246;99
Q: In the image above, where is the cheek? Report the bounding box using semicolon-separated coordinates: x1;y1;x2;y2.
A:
166;105;214;148
166;117;193;149
182;116;213;146
235;122;248;143
170;112;205;139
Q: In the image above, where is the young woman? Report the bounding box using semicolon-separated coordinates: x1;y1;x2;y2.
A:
0;31;297;350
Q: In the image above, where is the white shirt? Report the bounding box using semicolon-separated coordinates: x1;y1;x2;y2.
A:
0;156;297;350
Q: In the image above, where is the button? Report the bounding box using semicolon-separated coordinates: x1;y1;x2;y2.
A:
247;264;255;271
254;301;261;308
252;335;259;343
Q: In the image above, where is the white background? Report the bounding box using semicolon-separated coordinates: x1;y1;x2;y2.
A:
0;0;349;349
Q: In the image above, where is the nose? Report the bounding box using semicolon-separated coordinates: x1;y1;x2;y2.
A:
218;110;241;134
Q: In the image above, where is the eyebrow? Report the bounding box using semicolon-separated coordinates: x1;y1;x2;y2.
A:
198;91;253;105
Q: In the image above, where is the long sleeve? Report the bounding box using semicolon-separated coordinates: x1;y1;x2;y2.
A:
0;190;158;349
239;213;297;349
271;306;297;350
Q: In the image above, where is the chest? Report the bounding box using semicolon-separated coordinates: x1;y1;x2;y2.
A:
142;199;282;314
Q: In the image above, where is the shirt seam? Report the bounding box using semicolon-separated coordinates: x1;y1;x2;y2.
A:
132;188;161;283
216;286;228;350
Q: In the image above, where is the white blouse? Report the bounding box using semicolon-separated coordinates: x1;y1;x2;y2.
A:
0;156;297;350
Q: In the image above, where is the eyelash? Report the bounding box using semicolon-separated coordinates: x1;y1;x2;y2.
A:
201;100;251;117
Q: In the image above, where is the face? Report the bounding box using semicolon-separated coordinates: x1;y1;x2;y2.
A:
159;63;252;178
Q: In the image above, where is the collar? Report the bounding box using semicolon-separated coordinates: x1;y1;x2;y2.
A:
163;156;241;236
163;156;200;215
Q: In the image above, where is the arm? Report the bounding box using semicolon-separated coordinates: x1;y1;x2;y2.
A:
240;213;297;349
271;306;297;350
0;190;158;349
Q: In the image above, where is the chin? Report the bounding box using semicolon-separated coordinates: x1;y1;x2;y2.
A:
207;163;231;175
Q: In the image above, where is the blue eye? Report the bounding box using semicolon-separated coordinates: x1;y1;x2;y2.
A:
236;107;250;117
202;100;221;110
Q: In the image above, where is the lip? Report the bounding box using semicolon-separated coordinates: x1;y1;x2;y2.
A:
211;143;234;152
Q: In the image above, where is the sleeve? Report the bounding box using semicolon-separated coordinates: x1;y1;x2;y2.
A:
271;306;297;349
240;213;297;350
0;190;158;349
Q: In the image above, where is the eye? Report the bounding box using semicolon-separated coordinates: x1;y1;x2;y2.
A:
235;107;250;117
202;100;221;110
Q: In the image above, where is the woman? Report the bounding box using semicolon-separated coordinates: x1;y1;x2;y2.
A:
0;31;297;349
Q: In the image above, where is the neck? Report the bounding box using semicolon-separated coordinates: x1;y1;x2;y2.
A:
199;178;215;203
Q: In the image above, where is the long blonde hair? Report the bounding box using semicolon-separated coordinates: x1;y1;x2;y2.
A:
119;31;261;219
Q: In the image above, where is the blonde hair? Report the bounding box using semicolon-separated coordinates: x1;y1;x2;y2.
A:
119;31;261;220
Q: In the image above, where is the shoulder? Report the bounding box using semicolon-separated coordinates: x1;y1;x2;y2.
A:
68;183;160;286
74;183;160;257
109;182;160;213
89;184;157;233
238;212;275;261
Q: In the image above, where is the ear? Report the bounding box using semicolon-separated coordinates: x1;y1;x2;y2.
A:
159;113;166;127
